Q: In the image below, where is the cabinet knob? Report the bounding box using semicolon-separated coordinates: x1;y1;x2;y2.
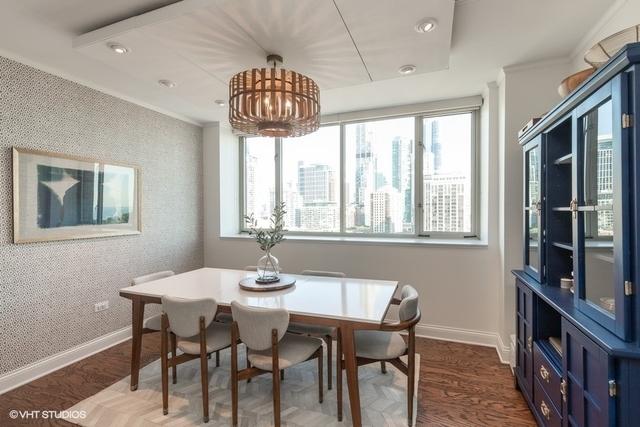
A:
560;378;567;402
540;400;551;420
539;365;550;382
527;336;532;352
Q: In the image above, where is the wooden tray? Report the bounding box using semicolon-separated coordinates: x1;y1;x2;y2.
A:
239;275;296;292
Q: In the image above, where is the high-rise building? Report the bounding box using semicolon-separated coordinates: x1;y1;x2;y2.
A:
423;174;468;232
370;187;403;233
298;163;336;204
596;136;613;236
245;153;257;218
354;123;373;226
391;136;414;231
423;120;442;175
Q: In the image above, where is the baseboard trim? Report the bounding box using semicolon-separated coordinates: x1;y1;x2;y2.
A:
0;326;132;395
415;323;511;365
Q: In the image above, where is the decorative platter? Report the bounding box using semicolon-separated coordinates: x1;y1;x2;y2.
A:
239;275;296;292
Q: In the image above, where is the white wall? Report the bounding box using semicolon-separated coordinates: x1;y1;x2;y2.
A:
497;59;570;346
570;0;640;72
203;89;504;351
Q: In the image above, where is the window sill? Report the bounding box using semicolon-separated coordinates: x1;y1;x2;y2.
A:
220;233;488;248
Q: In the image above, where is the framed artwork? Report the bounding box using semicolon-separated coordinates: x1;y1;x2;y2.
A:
12;147;141;243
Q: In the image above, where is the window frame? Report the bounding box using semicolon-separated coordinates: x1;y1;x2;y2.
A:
239;109;480;240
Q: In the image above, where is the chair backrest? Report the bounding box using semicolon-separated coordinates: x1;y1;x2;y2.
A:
132;270;174;286
244;266;258;271
161;296;217;338
231;301;289;351
301;270;346;278
398;285;419;321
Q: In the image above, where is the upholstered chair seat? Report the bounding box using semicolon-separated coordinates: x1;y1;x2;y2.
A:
354;330;407;360
177;322;232;355
248;333;323;370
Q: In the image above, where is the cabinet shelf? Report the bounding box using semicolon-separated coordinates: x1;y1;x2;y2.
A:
552;242;573;251
554;153;573;165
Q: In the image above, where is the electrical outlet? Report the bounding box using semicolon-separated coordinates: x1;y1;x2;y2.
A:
94;300;109;312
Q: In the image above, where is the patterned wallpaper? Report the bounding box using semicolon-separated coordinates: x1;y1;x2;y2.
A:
0;56;204;375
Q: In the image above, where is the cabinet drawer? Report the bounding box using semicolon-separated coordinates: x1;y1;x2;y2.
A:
533;342;562;411
534;377;562;427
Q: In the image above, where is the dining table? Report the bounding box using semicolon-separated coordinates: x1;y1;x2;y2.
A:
119;267;399;427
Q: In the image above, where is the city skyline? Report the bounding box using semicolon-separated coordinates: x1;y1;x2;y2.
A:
244;113;473;234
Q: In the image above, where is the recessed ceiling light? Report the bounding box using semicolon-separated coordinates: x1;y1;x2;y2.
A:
214;99;226;107
398;65;416;75
107;42;129;54
415;18;437;33
158;79;176;88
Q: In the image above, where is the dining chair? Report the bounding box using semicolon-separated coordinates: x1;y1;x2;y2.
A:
337;285;420;426
230;301;324;427
287;269;346;390
132;271;177;380
160;296;232;423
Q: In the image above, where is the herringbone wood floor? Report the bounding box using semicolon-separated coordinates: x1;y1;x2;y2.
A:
0;335;534;426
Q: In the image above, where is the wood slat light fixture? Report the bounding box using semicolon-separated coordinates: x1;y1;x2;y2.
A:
229;54;320;137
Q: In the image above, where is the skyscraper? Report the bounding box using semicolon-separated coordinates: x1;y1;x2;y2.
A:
296;162;338;231
354;123;372;226
423;175;467;232
391;136;414;231
298;163;336;204
370;187;403;233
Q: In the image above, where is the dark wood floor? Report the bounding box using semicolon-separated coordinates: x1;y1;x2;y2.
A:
0;334;534;426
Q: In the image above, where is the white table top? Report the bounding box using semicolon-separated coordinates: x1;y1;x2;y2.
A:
120;268;398;324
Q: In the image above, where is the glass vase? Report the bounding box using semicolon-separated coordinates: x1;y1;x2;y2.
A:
257;251;280;282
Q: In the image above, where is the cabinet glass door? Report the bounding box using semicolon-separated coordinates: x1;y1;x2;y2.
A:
573;76;631;339
524;137;543;281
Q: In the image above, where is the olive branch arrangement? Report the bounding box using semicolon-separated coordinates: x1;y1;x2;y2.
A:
244;202;287;252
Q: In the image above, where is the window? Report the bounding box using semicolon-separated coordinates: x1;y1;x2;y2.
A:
240;110;479;239
242;136;275;228
282;126;341;232
344;117;415;234
422;113;474;235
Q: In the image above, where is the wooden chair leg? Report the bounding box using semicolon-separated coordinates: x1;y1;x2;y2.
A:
318;348;324;403
216;350;220;367
170;332;177;384
325;335;333;390
336;328;343;422
407;327;416;426
271;329;281;427
246;345;252;383
231;324;239;427
381;361;387;374
199;317;209;423
160;315;169;415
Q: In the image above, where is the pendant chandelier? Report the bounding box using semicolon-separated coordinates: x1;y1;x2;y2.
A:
229;54;320;138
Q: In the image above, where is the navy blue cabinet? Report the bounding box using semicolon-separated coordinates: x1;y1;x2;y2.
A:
514;43;640;427
561;319;614;427
516;281;534;399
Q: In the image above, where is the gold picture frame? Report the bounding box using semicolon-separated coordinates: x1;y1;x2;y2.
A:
12;147;141;243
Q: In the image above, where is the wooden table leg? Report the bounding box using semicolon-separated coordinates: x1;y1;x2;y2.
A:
341;324;362;427
130;297;145;391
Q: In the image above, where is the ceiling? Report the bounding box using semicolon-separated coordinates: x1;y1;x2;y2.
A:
0;0;617;125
